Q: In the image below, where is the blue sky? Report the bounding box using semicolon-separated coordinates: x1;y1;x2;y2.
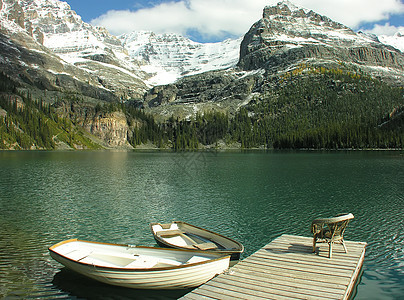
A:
66;0;404;42
67;0;163;21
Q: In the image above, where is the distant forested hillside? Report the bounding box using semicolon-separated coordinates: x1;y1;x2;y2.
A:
0;73;102;150
1;68;403;150
233;67;404;149
138;68;403;150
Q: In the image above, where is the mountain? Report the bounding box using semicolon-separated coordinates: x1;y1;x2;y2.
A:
144;1;404;119
0;0;242;96
0;0;241;149
238;1;404;81
120;31;241;86
0;0;148;100
2;0;402;103
0;0;147;149
1;0;403;150
378;31;404;53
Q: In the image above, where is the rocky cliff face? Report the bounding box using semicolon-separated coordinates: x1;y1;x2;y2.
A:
28;0;148;100
0;30;119;103
84;111;132;148
238;1;404;83
144;69;260;120
53;100;132;149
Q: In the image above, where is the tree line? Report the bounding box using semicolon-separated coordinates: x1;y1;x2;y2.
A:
0;73;100;150
1;68;403;150
126;69;403;150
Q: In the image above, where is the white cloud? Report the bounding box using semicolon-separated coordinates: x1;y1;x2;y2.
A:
91;0;269;39
364;23;404;36
90;0;404;41
91;1;194;35
295;0;404;28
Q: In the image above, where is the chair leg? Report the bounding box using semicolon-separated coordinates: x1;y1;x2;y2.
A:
312;238;316;253
341;240;348;253
328;242;333;258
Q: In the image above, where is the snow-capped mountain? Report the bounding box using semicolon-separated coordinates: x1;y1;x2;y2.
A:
238;1;404;83
0;0;148;100
1;0;403;103
378;31;404;53
120;31;241;86
0;0;242;90
143;0;404;120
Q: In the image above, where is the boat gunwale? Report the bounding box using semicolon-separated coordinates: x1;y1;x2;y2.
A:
48;239;230;272
150;221;244;254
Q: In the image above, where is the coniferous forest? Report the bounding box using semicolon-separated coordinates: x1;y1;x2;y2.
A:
0;73;102;150
129;68;403;150
1;68;403;150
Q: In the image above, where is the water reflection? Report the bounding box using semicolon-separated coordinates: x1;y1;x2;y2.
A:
52;269;191;300
0;151;403;299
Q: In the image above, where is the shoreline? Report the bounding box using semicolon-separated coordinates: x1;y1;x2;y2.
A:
1;147;403;152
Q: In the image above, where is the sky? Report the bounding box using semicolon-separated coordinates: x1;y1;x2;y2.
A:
66;0;404;43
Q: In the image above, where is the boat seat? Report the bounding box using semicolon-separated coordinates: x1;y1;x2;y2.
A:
193;242;218;250
186;256;209;264
159;223;173;230
157;229;185;237
65;249;92;261
125;255;159;269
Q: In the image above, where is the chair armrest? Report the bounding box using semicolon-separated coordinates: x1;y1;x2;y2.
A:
312;213;354;225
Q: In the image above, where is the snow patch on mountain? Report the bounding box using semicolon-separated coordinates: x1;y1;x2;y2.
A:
0;0;27;34
20;0;136;68
268;1;404;54
277;0;309;13
379;32;404;52
1;0;241;87
120;31;241;86
1;0;402;91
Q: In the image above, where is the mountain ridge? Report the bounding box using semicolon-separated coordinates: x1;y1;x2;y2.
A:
2;0;403;91
1;0;149;100
238;1;404;78
119;31;242;86
143;1;404;120
1;0;243;91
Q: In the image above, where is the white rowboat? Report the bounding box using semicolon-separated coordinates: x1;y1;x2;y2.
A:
150;221;244;261
49;239;230;289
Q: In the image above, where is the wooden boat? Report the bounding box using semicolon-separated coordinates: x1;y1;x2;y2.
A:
49;239;230;289
150;221;244;261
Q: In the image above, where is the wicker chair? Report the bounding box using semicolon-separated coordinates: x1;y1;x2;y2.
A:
311;213;354;258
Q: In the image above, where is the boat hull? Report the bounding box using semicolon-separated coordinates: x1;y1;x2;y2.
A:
49;239;230;290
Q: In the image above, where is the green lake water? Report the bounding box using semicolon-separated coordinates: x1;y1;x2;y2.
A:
0;150;403;299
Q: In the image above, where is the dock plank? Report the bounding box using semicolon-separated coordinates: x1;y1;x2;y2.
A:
232;262;351;285
227;264;348;290
181;234;366;300
253;250;359;268
244;256;354;277
236;261;352;285
222;272;345;293
212;274;344;299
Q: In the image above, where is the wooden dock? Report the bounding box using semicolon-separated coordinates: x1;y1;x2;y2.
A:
181;234;366;300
